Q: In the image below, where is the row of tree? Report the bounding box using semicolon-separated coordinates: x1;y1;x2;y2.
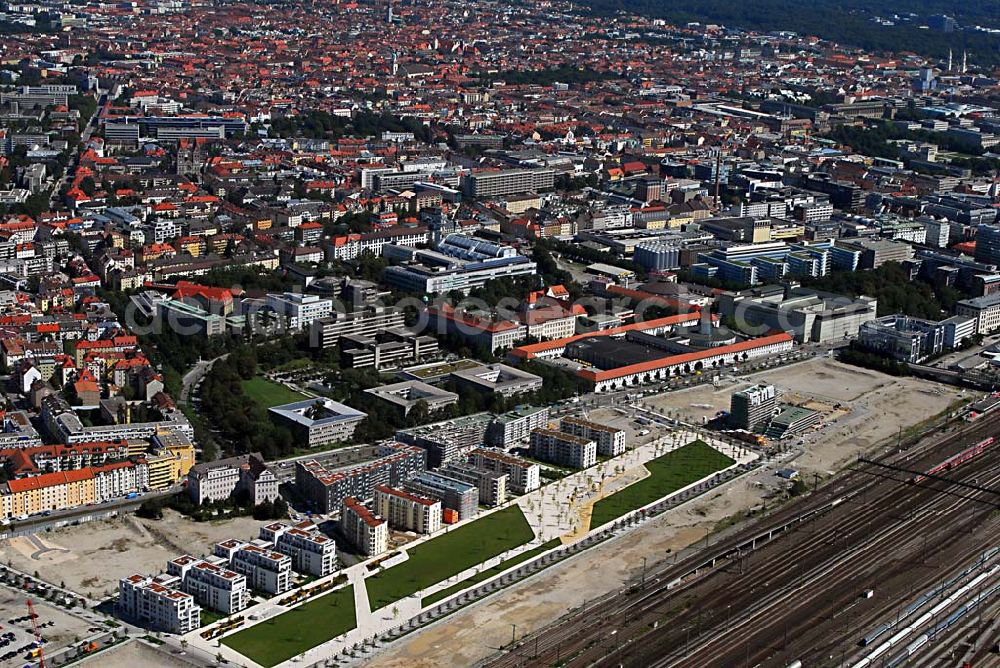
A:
800;262;965;320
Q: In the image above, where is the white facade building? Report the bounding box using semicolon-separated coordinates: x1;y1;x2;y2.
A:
118;574;201;634
374;485;442;534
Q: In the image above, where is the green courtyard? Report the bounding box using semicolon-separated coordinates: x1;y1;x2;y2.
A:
366;505;535;610
422;537;562;606
241;375;308;408
589;440;734;529
221;585;356;667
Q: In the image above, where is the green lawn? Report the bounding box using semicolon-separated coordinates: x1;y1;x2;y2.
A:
222;585;356;667
589;441;734;529
366;506;535;610
200;609;225;627
242;376;307;408
422;538;562;606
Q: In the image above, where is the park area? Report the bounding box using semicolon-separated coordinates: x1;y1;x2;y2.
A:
588;440;734;529
221;585;356;668
366;506;535;611
241;376;307;408
422;538;562;606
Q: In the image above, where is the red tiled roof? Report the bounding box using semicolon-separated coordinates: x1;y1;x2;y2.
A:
7;468;94;493
577;332;794;382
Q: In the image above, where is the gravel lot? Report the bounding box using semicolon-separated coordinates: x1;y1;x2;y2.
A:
0;511;265;600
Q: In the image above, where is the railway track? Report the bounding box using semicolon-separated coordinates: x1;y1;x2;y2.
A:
483;410;1000;668
650;457;1000;668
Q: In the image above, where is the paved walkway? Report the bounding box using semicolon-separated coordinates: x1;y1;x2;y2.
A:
185;432;755;668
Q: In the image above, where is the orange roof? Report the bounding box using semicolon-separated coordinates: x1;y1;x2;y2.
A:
7;468;94;493
577;332;794;382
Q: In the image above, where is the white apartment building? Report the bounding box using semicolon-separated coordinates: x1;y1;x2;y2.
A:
529;429;597;469
92;461;146;502
187;453;278;506
148;220;178;244
467;448;540;494
485;406;550;447
274;526;338;577
374;485;442;534
166;556;249;614
118;574;201;634
522;312;578;341
560;416;626;457
264;293;334;331
227;543;292;595
341;497;389;556
956;293;1000;335
325;227;430;261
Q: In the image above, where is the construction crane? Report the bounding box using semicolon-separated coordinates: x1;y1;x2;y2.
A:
26;599;45;668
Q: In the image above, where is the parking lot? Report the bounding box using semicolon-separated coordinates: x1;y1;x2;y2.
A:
0;586;93;667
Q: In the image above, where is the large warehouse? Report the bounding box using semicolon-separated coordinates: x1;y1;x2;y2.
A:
509;312;795;393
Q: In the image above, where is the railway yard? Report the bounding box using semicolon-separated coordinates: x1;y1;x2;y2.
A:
483;411;1000;668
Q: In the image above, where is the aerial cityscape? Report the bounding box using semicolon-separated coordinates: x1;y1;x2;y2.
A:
0;0;998;666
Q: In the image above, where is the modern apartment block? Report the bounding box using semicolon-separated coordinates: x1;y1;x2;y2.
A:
529;428;597;469
374;485;442;534
264;293;334;331
294;442;426;513
484;406;550;447
462;168;556;198
308;305;406;349
957;293;1000;335
261;523;339;577
559;416;626;457
404;470;479;520
467;448;541;494
118;574;201;635
729;384;777;431
166;555;249;615
438;461;508;507
213;540;293;595
395;413;493;468
340;497;389;556
186;453;278;505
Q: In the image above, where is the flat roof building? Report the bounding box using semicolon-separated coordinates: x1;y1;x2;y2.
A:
560;416;626;457
395;413;494;468
449;363;543;398
404;470;479;521
260;522;339;578
166;555;249;615
363;380;459;416
485;405;550;447
467;448;541;494
529;428;597;469
729;384;777;432
214;540;293;595
269;398;367;447
716;285;877;344
438;461;508;507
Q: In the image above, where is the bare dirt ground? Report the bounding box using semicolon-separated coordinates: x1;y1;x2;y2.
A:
0;511;264;600
369;358;967;668
77;639;198;668
645;357;968;476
